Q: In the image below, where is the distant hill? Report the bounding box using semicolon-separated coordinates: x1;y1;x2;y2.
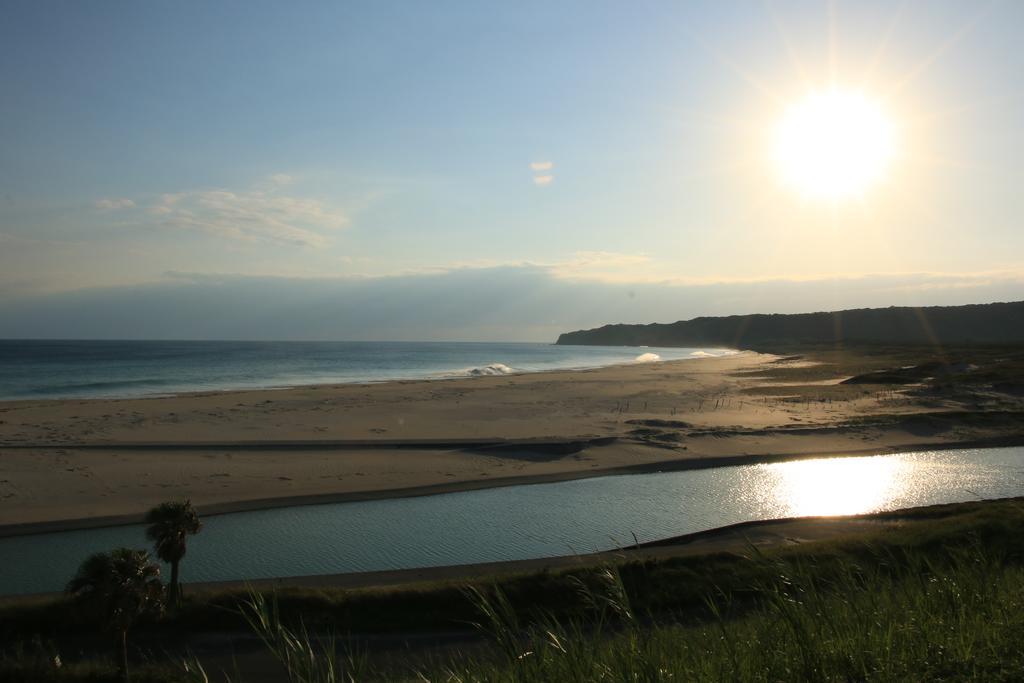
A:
555;301;1024;350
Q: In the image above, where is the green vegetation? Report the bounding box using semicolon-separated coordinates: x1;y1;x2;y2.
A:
430;542;1024;682
728;344;1024;423
64;548;165;683
144;501;203;608
239;591;370;683
555;300;1024;348
3;498;1024;680
0;500;203;683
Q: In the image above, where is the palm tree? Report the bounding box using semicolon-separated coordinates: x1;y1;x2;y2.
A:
66;548;164;683
144;500;203;606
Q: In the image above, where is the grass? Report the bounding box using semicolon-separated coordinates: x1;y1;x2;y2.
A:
5;498;1024;680
429;542;1024;682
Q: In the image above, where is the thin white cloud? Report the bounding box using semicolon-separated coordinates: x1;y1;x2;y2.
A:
529;161;553;171
145;177;348;247
550;251;652;281
533;174;554;186
91;178;347;247
564;251;651;268
94;198;136;210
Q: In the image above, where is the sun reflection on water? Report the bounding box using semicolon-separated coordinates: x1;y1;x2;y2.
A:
766;456;915;517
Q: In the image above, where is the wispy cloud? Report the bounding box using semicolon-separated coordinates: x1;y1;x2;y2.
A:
149;188;346;247
530;161;554;186
94;198;135;210
563;251;651;268
549;250;651;280
100;176;349;248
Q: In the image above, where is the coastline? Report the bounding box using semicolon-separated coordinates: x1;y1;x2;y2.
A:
0;341;730;404
6;496;1019;603
183;496;1024;594
3;348;1023;537
3;435;1023;539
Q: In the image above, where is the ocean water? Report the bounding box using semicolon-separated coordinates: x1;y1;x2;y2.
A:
0;340;733;401
1;447;1022;595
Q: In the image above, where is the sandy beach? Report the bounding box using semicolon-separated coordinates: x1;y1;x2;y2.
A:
2;349;1022;534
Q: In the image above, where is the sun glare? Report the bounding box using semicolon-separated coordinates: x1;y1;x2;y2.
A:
774;89;896;200
770;456;910;518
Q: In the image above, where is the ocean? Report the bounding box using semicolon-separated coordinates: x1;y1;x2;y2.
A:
0;339;734;401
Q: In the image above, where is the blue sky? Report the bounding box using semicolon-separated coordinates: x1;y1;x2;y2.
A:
1;1;1022;340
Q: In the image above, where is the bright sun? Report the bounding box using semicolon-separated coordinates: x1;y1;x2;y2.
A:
774;89;896;200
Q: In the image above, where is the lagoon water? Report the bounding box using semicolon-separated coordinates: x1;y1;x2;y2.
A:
0;340;729;400
2;447;1023;595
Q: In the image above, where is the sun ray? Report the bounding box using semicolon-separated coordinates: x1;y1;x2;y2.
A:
858;0;911;88
665;105;767;136
827;0;839;85
886;0;997;97
906;92;1018;126
681;26;787;105
764;0;811;89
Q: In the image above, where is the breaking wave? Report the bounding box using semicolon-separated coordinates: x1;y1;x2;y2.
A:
635;352;661;363
690;349;738;358
464;363;516;376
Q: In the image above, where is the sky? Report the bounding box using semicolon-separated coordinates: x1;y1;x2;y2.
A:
1;1;1022;341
